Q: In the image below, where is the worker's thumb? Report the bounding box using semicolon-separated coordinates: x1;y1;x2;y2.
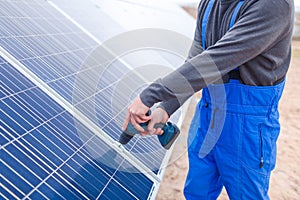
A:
147;120;156;135
147;108;169;135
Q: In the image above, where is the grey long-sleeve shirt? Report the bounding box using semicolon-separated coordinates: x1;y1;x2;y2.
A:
140;0;294;116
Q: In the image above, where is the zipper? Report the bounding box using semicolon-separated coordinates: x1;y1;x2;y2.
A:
210;107;219;129
259;124;264;169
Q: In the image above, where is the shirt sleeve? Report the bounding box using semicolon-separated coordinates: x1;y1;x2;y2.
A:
140;0;293;116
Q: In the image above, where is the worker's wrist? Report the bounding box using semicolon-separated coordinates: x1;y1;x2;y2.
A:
156;104;170;118
139;93;154;108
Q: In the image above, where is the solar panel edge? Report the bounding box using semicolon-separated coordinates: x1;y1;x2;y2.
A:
0;45;161;185
147;98;191;200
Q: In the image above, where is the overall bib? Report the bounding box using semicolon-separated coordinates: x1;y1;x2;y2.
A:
184;0;286;199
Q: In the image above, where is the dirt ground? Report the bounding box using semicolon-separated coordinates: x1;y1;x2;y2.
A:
156;42;300;200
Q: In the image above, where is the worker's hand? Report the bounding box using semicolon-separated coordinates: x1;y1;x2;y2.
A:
147;107;169;135
122;96;151;135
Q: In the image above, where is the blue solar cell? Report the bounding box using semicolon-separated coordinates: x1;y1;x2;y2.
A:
1;63;35;92
28;191;47;200
0;170;26;199
1;59;154;199
1;162;34;198
101;180;137;200
1;108;27;138
112;163;155;199
3;148;42;187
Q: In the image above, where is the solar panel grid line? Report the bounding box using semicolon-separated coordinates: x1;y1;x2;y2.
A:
1;93;44;133
96;141;141;200
0;1;97;74
1;178;25;200
40;57;113;89
48;0;157;85
0;31;88;41
2;103;119;200
1;159;44;197
0;6;68;52
1;79;63;130
1;106;30;140
74;148;152;200
0;85;148;199
2;127;94;199
2;114;79;173
1;123;12;143
4;128;150;200
3;107;102;195
1;63;144;156
0;79;39;102
71;77;119;115
0;19;116;107
0;48;86;136
21;134;100;199
13;45;95;67
5;1;89;39
1;74;65;143
6;37;93;77
1;0;166;164
124;139;163;162
0;0;162;173
0;77;150;199
48;0;102;46
2;128;107;199
1;116;22;142
2;147;84;200
1;102;71;152
0;31;94;83
0;94;67;143
0;90;126;194
0;46;160;184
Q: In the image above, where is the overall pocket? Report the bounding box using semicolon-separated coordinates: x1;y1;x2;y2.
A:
241;117;280;174
187;101;211;154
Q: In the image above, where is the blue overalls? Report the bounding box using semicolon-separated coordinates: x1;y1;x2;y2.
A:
184;0;286;199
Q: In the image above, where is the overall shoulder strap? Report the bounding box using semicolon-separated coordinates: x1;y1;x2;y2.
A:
202;0;245;50
230;0;245;71
201;0;215;50
229;0;245;28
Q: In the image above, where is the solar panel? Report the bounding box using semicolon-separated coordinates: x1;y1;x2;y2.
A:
1;61;154;199
1;0;195;199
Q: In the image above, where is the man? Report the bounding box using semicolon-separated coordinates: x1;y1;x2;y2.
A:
122;0;294;199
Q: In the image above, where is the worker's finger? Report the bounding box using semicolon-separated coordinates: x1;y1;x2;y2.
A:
140;131;147;136
122;112;130;131
134;114;151;124
154;128;164;135
147;120;156;134
139;114;151;122
130;116;145;133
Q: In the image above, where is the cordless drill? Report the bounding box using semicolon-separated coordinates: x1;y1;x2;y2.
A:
119;111;180;150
